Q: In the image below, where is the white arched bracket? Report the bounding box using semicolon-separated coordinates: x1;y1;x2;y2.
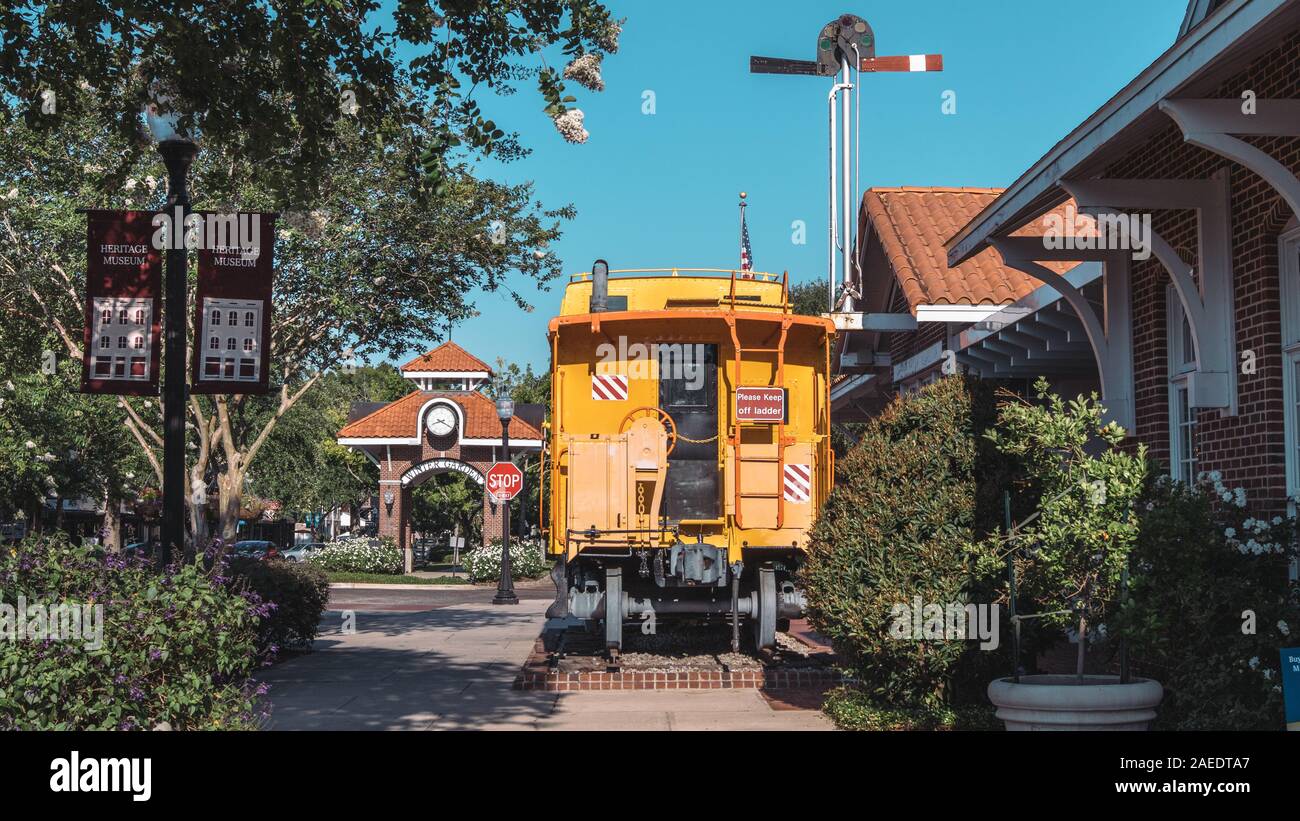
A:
1160;99;1300;219
992;237;1135;431
1062;169;1235;413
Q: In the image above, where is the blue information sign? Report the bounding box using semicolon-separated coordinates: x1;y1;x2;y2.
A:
1282;646;1300;731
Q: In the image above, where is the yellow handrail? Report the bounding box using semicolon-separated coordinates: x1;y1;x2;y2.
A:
568;267;783;283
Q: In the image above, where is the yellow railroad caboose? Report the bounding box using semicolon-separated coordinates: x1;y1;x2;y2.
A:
541;264;834;655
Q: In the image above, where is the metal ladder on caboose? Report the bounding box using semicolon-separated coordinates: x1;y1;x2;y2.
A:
724;274;795;531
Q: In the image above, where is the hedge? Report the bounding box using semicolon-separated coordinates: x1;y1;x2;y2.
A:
1;533;266;730
802;376;1016;709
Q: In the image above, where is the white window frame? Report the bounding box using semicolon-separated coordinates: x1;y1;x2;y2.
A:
1167;284;1198;482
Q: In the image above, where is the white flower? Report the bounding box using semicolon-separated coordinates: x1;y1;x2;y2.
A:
1249;656;1260;669
1221;491;1233;503
1209;470;1222;482
552;109;589;144
563;53;605;92
4;187;17;199
1280;620;1291;637
1272;516;1282;526
1243;518;1255;529
1233;487;1247;508
23;440;35;449
1224;527;1236;539
597;18;623;53
1263;668;1274;681
125;178;138;191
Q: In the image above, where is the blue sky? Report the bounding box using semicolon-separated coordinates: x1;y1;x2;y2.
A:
391;0;1188;371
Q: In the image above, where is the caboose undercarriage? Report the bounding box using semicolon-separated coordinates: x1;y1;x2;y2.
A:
546;546;808;655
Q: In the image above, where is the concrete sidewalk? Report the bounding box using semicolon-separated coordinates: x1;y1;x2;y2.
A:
259;599;832;731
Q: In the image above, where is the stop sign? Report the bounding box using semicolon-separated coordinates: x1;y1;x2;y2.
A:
485;461;524;502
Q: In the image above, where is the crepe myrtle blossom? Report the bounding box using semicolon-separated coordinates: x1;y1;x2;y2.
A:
1249;655;1261;670
597;18;623;53
563;53;605;92
553;108;589;144
1224;527;1236;539
1281;620;1292;637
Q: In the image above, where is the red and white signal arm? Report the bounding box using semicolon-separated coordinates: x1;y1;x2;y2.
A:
485;462;524;502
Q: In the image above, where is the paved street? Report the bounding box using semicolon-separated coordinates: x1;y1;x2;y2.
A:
258;585;833;731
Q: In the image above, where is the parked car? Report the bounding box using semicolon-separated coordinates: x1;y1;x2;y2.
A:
123;540;156;559
281;542;327;563
230;540;279;560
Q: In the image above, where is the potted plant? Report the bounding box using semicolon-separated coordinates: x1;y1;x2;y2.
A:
982;380;1162;730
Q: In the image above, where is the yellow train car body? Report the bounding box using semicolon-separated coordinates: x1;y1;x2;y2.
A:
541;268;834;653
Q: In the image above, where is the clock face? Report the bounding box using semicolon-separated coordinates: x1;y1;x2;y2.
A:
426;405;457;437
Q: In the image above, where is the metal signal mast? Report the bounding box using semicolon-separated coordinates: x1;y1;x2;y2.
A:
752;14;942;315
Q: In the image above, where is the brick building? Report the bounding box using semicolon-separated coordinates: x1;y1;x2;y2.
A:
839;0;1300;519
336;341;543;568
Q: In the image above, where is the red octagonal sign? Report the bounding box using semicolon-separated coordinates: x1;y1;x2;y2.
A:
485;461;524;502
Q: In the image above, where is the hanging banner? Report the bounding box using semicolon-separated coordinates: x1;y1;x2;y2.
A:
80;210;163;395
190;212;276;394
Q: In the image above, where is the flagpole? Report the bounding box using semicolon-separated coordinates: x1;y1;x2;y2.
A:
738;191;747;271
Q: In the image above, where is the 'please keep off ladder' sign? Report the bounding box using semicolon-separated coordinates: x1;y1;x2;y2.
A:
486;462;524;503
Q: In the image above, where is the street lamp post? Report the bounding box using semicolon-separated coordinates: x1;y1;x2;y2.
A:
148;104;198;569
493;395;519;605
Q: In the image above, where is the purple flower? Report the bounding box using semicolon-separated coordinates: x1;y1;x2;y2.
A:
149;649;162;661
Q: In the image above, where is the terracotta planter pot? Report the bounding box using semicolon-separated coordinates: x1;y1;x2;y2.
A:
988;674;1163;731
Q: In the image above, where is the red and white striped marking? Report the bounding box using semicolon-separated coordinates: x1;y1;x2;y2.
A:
858;54;943;73
591;374;629;401
783;463;812;503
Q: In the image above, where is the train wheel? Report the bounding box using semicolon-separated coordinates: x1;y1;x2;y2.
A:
752;565;777;650
605;565;623;655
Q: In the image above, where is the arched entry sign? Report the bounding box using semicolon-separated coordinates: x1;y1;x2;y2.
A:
400;458;485;488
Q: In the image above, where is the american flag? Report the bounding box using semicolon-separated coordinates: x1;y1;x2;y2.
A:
740;208;753;272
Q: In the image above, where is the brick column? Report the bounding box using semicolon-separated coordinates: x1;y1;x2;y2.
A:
377;480;406;550
481;494;504;546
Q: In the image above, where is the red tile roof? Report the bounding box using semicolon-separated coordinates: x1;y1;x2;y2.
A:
337;390;542;441
400;341;493;374
862;187;1081;311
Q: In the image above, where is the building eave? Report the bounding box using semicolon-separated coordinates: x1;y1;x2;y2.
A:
945;0;1297;266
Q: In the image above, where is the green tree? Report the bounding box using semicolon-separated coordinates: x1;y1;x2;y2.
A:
788;279;828;316
0;85;580;547
0;360;148;548
0;1;623;200
249;364;409;522
410;472;481;546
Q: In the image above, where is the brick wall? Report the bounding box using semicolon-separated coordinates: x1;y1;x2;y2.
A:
1103;28;1300;513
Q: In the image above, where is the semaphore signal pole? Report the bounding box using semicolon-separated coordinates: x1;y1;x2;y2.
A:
751;14;942;315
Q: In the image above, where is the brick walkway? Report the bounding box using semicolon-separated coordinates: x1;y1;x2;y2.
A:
258;597;833;731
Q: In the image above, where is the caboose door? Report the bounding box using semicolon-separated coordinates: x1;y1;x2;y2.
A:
657;343;719;520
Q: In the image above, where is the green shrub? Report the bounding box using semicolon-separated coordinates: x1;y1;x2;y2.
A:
0;533;266;730
1114;473;1300;730
463;539;548;583
982;381;1148;657
822;686;1001;731
307;535;402;574
803;376;1015;709
227;557;329;654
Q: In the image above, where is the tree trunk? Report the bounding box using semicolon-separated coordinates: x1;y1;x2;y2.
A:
217;468;244;544
188;462;209;554
102;489;122;553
